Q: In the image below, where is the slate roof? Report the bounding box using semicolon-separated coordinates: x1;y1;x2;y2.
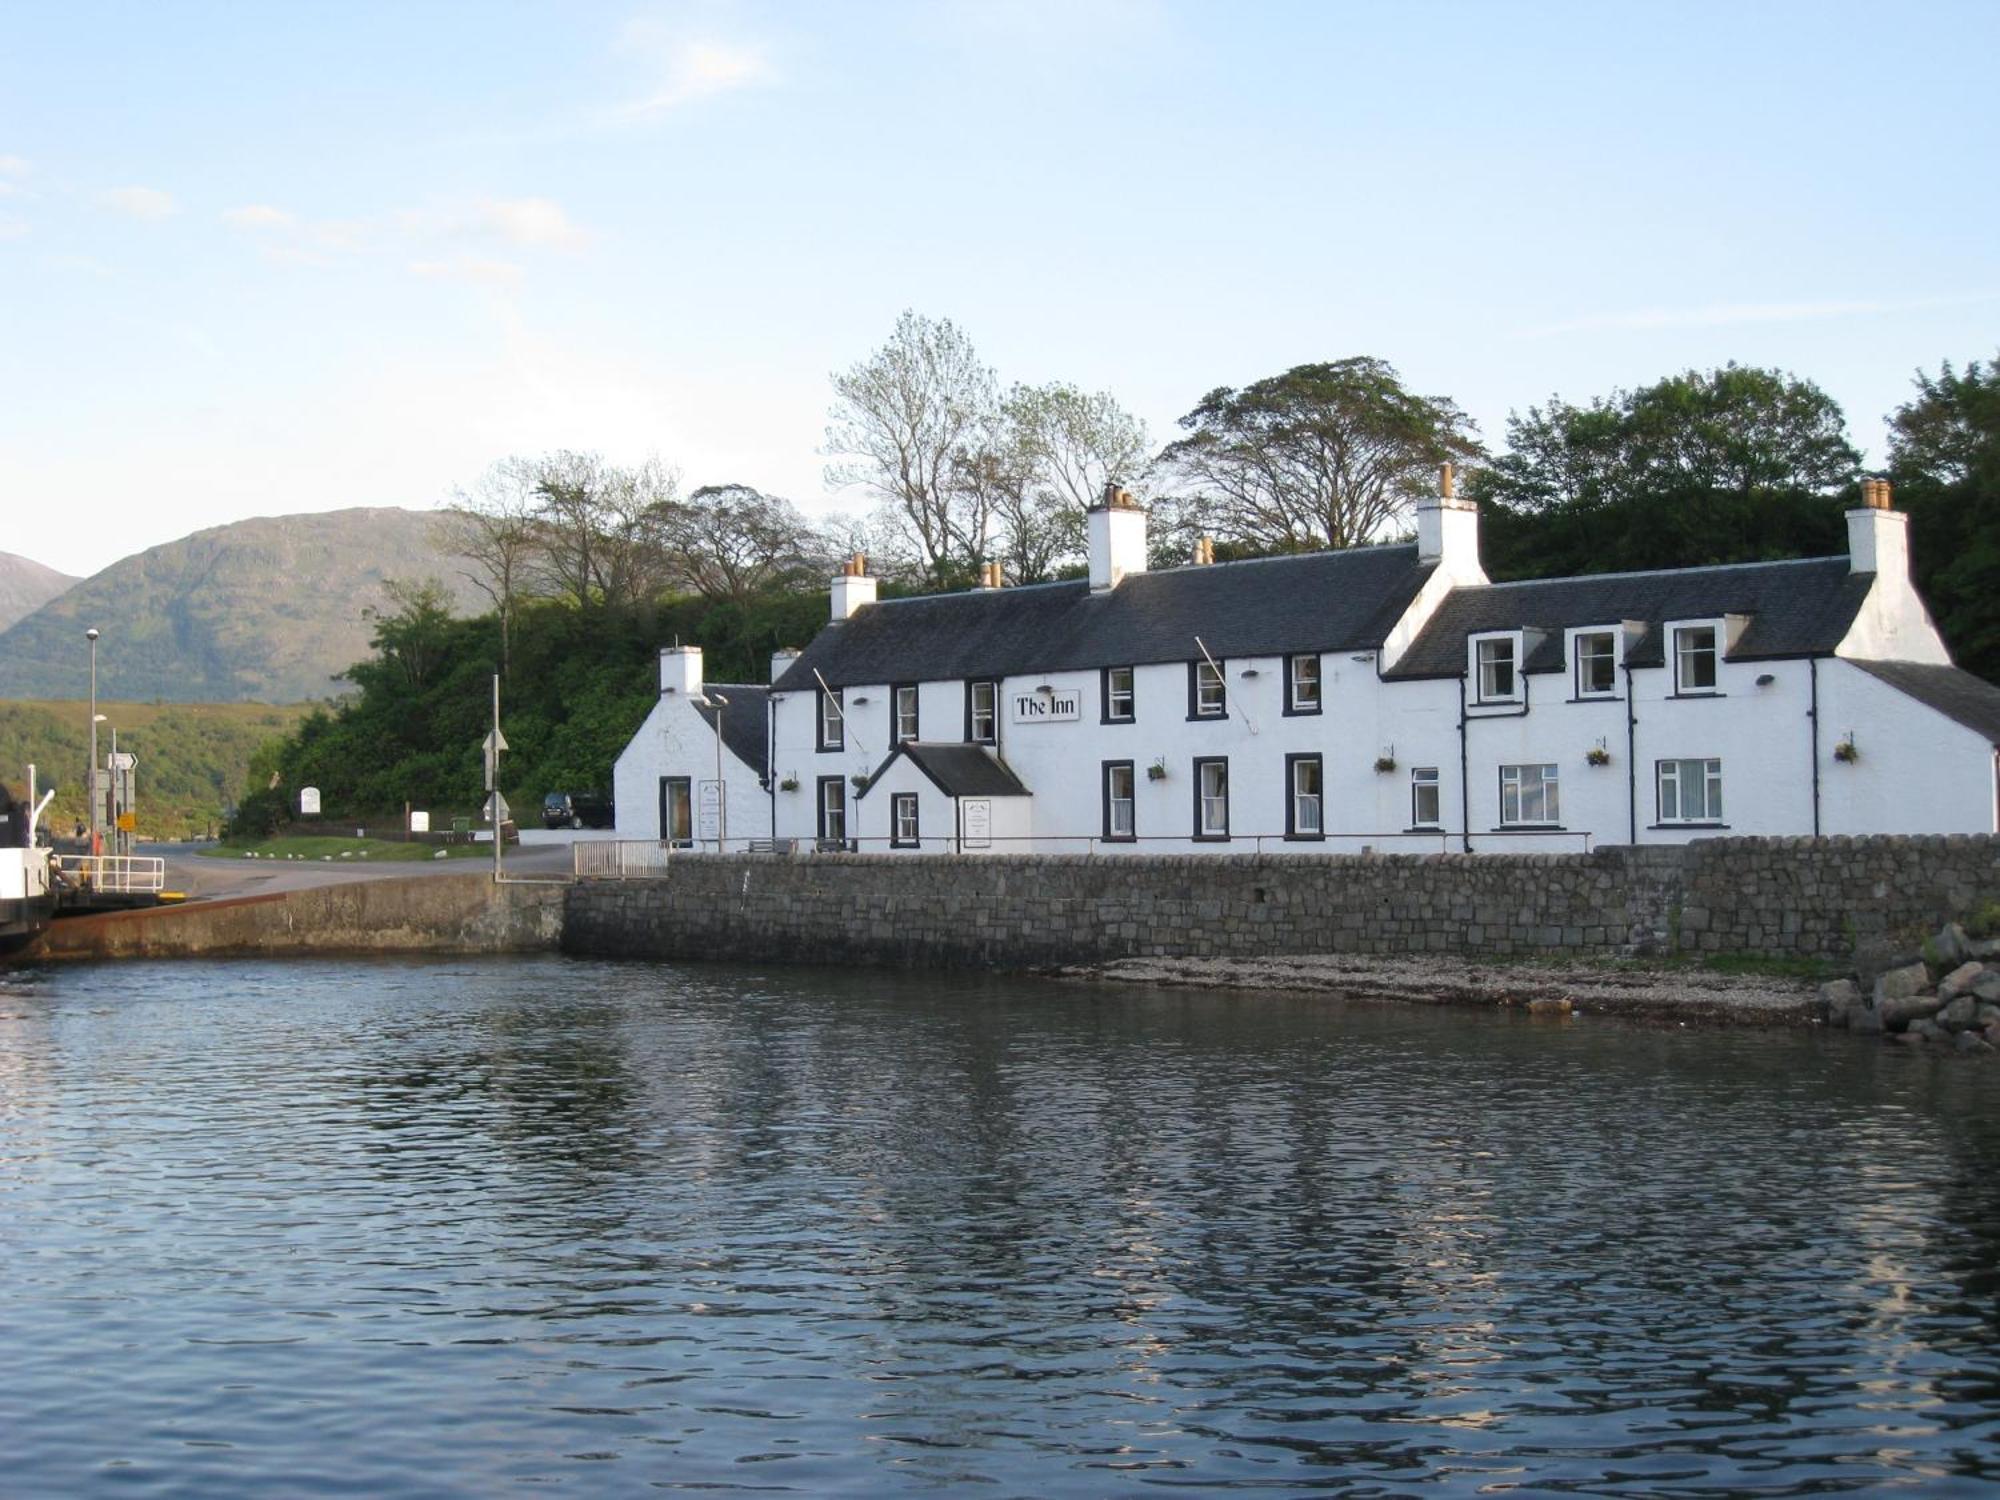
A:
1385;557;1874;680
861;742;1030;800
1852;661;2000;745
775;546;1436;691
691;684;770;781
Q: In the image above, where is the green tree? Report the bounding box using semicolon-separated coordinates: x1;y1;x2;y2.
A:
1473;365;1859;578
825;310;1000;586
1157;357;1482;553
1890;354;2000;680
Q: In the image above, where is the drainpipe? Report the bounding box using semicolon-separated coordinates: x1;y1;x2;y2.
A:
1457;675;1471;853
1809;657;1822;838
1623;664;1638;846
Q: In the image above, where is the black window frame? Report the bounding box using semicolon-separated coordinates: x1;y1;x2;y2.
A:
1187;658;1227;721
815;775;849;849
1284;752;1324;840
1102;759;1136;843
891;682;919;744
660;774;694;848
1101;665;1136;724
965;678;999;744
1192;755;1230;841
1284;654;1323;716
816;684;844;751
890;790;920;848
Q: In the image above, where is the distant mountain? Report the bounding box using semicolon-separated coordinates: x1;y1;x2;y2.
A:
0;508;485;703
0;550;78;631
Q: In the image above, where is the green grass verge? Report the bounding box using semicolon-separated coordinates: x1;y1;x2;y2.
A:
202;835;489;862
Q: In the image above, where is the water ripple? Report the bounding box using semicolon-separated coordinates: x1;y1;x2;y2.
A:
2;956;1998;1494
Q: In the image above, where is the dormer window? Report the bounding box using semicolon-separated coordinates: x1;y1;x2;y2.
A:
1474;635;1518;702
1574;631;1617;697
1674;625;1719;694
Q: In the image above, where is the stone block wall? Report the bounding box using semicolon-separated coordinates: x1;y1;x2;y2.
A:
561;837;2000;970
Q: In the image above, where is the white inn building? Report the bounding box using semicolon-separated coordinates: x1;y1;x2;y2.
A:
613;474;2000;854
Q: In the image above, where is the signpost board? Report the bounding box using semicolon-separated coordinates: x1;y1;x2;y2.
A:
697;780;722;845
1010;689;1081;725
300;786;321;816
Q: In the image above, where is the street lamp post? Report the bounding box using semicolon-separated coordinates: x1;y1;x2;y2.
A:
85;627;100;855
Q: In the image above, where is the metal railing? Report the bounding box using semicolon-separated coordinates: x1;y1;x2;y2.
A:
573;827;1594;875
57;854;168;893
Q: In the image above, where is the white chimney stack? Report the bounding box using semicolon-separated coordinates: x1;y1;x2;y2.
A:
770;647;801;684
1415;463;1485;581
830;553;878;621
1847;477;1909;577
1087;483;1147;592
659;644;703;696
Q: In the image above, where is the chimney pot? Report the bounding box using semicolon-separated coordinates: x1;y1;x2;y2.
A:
1440;462;1455;500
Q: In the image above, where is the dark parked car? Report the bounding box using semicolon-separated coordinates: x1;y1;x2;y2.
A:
543;791;614;830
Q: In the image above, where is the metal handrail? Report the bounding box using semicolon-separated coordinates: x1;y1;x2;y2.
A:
572;827;1595;874
56;854;168;893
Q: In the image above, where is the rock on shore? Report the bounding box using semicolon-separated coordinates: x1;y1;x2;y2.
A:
1821;921;2000;1053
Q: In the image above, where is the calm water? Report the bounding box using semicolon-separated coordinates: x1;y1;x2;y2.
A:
2;958;1998;1496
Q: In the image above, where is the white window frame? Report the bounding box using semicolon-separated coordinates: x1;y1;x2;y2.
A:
1657;757;1723;824
1195;757;1229;838
1193;659;1226;718
1673;624;1719;695
968;679;998;744
1104;666;1135;723
893;684;919;743
1500;763;1560;827
1288;755;1323;837
818;686;844;751
1573;629;1618;698
1411;767;1441;830
1287;654;1321;714
1104;761;1135;841
891;791;920;847
1473;634;1520;703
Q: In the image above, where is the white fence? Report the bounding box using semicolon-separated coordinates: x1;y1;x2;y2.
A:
57;854;168;894
573;841;677;879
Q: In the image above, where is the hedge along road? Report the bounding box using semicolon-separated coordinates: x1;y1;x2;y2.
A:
149;828;613;900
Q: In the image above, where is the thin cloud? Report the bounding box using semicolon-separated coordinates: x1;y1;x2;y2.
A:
614;28;773;120
102;185;178;220
469;196;585;250
0;217;27;241
222;203;297;231
410;255;524;287
0;154;28;175
1523;294;1999;337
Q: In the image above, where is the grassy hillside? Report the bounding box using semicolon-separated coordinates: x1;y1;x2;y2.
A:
0;550;77;631
0;508;484;703
0;700;310;839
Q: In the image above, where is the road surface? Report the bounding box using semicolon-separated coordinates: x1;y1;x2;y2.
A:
147;828;615;899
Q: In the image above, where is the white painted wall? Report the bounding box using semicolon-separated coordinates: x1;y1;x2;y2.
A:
613;686;772;848
1817;660;1996;834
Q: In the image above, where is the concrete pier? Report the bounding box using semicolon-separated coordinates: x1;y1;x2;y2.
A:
24;873;564;961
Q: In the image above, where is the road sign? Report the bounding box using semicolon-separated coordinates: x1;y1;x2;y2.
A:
109;752;136;771
483;728;509;757
484;792;511;826
115;812;137;832
300;786;321;816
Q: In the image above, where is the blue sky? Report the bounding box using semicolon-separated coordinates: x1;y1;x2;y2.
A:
2;0;1995;577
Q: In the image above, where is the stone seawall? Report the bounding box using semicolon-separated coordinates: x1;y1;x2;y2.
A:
561;838;2000;969
30;874;566;961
